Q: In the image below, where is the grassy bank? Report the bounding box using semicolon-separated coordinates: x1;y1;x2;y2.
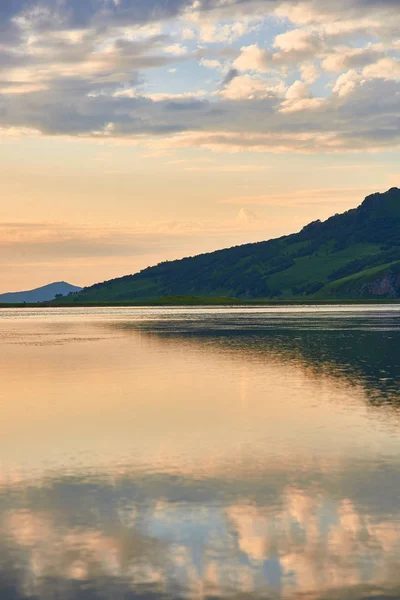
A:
1;296;400;308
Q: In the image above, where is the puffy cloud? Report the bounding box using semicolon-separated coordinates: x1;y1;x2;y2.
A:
275;0;400;29
271;29;326;67
280;96;325;113
285;80;311;100
219;74;284;100
164;43;188;55
0;0;398;155
274;29;323;54
198;20;256;43
200;58;224;70
300;62;320;84
322;47;386;72
332;70;362;97
1;72;398;153
233;45;272;72
280;81;325;113
146;78;400;152
363;57;400;80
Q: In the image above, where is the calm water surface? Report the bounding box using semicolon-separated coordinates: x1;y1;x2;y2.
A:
0;306;400;599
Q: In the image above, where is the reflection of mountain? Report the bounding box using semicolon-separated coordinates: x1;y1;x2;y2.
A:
108;309;400;407
1;460;400;600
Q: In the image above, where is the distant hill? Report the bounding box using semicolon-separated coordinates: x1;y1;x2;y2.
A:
57;187;400;303
0;282;82;304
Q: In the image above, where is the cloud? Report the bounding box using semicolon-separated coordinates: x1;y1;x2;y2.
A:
300;62;319;84
200;58;224;70
219;74;284;100
143;72;400;151
279;79;325;113
220;187;376;207
236;207;259;223
183;164;272;172
164;43;188;56
332;69;362;97
275;0;400;29
285;80;311;100
323;47;384;72
220;67;239;87
0;0;398;35
280;96;325;114
274;29;323;54
233;44;272;72
1;71;399;153
0;0;199;30
0;212;275;269
363;57;400;80
0;0;398;154
197;19;258;43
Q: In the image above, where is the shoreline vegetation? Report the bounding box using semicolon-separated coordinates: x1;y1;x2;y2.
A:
1;296;400;308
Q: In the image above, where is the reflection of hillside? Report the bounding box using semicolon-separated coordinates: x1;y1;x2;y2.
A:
1;461;400;600
1;308;399;599
110;312;400;406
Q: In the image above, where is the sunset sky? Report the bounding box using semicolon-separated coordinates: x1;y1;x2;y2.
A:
0;0;399;292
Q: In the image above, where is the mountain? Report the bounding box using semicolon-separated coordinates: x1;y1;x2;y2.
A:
0;282;82;304
60;187;400;303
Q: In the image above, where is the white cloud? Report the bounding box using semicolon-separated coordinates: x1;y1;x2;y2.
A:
146;90;207;101
198;19;257;43
233;45;272;72
275;1;399;34
280;81;325;112
363;57;400;80
280;96;326;114
322;47;385;72
0;0;398;156
274;29;323;54
219;74;284;100
332;70;362;97
200;58;224;71
300;63;319;84
285;80;311;100
181;27;196;40
164;44;188;55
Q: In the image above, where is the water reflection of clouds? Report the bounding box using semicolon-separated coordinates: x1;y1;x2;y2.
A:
1;462;400;600
1;308;400;598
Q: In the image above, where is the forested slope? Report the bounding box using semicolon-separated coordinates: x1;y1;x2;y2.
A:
60;188;400;302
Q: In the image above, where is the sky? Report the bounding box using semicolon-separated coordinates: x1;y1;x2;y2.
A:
0;0;399;292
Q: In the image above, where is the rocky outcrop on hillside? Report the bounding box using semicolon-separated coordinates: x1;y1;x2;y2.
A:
361;269;400;298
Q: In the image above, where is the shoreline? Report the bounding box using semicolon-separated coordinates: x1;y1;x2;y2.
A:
1;298;400;309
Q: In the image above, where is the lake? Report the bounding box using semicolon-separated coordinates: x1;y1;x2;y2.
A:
0;305;400;600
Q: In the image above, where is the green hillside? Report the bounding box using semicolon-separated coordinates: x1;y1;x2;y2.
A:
60;187;400;303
